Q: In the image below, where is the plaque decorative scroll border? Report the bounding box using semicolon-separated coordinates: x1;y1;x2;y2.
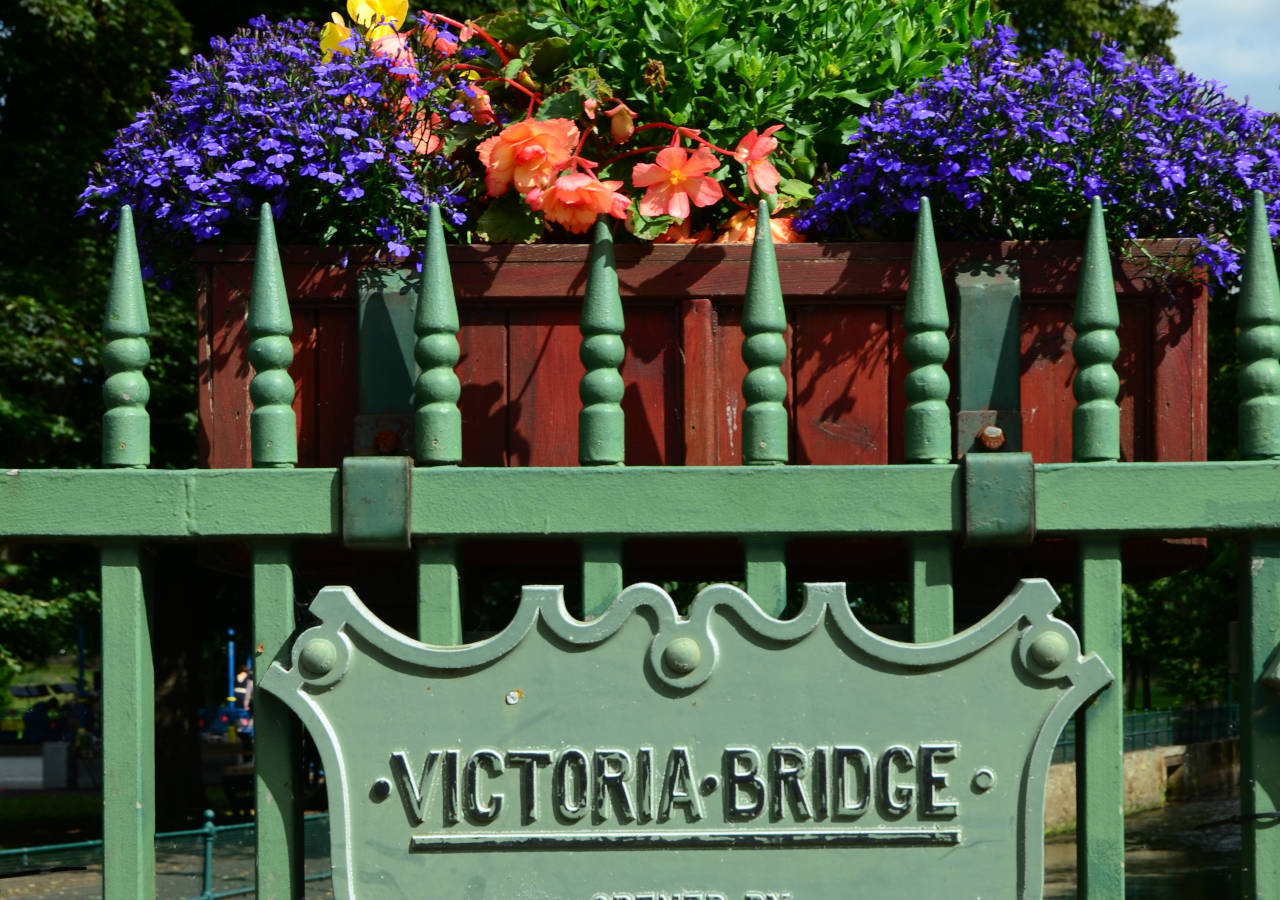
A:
262;578;1111;899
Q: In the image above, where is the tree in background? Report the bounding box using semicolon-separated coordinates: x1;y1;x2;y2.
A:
993;0;1178;59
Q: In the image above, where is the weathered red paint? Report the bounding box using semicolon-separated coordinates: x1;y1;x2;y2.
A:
196;241;1209;472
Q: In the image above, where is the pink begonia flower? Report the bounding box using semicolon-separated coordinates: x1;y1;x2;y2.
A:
733;124;783;195
526;172;629;234
371;30;414;67
631;146;723;219
477;119;579;196
604;102;637;144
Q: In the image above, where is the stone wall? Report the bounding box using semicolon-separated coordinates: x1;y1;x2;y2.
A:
1042;738;1239;832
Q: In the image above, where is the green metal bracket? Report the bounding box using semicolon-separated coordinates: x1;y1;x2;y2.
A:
956;262;1022;457
342;456;412;550
356;274;417;456
964;451;1035;546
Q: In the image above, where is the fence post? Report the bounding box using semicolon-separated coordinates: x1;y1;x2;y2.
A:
1236;189;1280;898
1072;197;1124;900
903;197;953;642
247;206;304;899
100;205;156;900
414;202;464;644
201;809;216;900
579;217;626;619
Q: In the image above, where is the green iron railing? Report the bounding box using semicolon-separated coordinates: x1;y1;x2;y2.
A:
2;194;1280;898
1051;704;1241;764
0;811;333;898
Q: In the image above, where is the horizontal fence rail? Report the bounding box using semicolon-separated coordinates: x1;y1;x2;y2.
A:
3;194;1280;899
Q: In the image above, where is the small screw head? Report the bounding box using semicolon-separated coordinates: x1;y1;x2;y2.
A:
977;425;1006;451
505;690;522;705
972;768;996;792
371;778;392;801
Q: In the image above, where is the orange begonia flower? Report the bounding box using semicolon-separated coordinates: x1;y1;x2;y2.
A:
526;172;629;234
477;119;580;196
466;87;496;125
632;146;723;219
604;102;637;144
733;124;783;195
654;218;713;244
714;208;804;244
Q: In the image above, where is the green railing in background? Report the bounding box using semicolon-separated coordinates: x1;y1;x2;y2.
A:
0;812;332;898
1052;704;1241;764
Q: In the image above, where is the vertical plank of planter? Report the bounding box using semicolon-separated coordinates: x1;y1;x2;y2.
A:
1071;198;1124;900
247;207;304;899
903;199;953;641
682;298;718;465
415;204;463;644
792;305;891;465
579;220;626;618
741;203;788;615
100;206;156;900
1236;190;1280;897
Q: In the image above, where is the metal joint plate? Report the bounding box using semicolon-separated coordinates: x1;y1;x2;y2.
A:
341;456;412;550
262;578;1109;899
965;451;1036;546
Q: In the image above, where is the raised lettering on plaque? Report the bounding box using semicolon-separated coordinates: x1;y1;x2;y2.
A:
261;579;1110;899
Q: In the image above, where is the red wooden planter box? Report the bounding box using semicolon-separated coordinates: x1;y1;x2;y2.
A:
196;241;1206;471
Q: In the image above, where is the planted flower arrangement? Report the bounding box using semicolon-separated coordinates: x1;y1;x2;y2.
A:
75;5;1265;478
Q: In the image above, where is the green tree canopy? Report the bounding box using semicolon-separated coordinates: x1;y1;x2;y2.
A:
993;0;1178;59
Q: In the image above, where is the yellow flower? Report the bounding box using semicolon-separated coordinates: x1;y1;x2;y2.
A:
319;13;353;62
347;0;408;32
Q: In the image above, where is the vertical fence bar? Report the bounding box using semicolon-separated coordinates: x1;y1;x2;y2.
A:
248;206;303;899
740;202;788;615
414;203;464;643
580;217;626;618
1237;189;1280;897
903;198;954;641
100;205;155;900
1071;197;1124;900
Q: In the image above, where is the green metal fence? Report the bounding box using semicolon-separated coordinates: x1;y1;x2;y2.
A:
0;812;333;898
2;194;1280;898
1051;704;1240;764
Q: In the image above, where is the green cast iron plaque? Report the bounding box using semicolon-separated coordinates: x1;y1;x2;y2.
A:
261;578;1110;899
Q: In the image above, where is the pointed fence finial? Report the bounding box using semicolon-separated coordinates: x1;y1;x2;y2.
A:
248;204;297;468
1238;190;1280;460
102;205;151;468
1072;197;1121;462
904;197;951;464
742;200;788;465
579;216;626;466
415;203;462;465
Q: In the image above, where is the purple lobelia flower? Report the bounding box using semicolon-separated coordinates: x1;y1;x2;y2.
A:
796;25;1280;292
79;16;476;264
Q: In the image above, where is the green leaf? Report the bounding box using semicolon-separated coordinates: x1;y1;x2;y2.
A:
503;58;524;81
527;37;571;79
779;178;814;200
537;89;586;120
474;195;543;244
628;208;679;241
